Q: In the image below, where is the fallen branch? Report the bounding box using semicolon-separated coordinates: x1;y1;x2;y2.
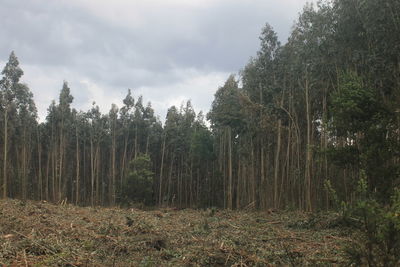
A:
12;230;78;267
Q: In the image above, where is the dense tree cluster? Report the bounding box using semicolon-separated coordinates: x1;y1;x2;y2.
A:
1;0;399;210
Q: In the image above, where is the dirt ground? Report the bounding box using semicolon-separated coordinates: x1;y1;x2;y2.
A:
0;199;352;266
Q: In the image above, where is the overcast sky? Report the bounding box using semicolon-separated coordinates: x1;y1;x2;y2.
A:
0;0;314;122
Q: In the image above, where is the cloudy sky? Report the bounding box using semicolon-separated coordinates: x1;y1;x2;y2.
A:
0;0;314;122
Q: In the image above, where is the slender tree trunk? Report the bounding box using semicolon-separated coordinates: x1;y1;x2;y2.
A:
120;135;128;187
227;127;233;209
145;134;150;155
323;88;329;210
75;126;80;205
90;136;94;206
196;165;200;205
45;145;50;200
52;143;56;201
237;151;241;209
274;119;282;209
178;156;183;207
134;125;138;158
220;133;226;208
110;122;116;205
280;121;291;207
189;157;193;207
274;89;285;209
251;138;256;205
95;145;100;205
167;152;174;205
21;128;27;200
305;76;312;212
159;134;166;205
37;127;43;200
58;124;63;202
260;141;265;209
2;109;8;199
83;139;87;204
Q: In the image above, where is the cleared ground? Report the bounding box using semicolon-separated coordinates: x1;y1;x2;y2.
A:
0;199;351;266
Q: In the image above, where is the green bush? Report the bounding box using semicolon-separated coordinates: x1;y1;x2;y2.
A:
346;177;400;266
120;154;154;206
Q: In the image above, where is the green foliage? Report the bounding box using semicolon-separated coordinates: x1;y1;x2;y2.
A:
120;154;154;206
207;75;245;132
326;145;359;166
346;178;400;266
323;179;339;209
191;124;214;161
329;72;398;202
331;72;380;135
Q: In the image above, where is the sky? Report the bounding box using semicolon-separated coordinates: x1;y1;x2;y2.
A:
0;0;315;122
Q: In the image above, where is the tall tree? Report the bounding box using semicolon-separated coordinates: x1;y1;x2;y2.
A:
0;52;35;198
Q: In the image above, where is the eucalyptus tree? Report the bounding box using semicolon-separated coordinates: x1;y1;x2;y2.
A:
87;103;104;205
44;100;58;201
240;58;265;208
57;81;74;201
72;110;87;205
0;52;37;199
142;102;156;155
177;101;196;207
282;3;335;211
161;105;181;206
131;96;144;158
119;90;135;188
259;23;283;209
14;81;37;200
208;75;245;209
191;112;215;207
108;104;119;205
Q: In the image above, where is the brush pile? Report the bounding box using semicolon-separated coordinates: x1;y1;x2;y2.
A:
0;199;350;266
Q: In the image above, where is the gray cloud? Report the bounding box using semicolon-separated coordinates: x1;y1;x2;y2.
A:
0;0;314;121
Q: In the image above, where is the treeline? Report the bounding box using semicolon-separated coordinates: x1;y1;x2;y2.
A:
0;54;217;207
1;0;399;210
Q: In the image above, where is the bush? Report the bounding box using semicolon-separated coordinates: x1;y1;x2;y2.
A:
120;154;154;206
346;177;400;266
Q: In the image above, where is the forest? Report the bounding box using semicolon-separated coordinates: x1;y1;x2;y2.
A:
1;0;400;212
1;0;400;265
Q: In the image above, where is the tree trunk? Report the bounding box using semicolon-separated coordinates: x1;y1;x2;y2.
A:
167;152;174;205
75;126;80;205
120;135;128;187
2;109;8;199
134;125;138;158
274;119;282;209
159;134;166;205
110;121;116;205
305;76;312;212
227;127;233;209
58;128;63;202
90;136;94;206
22;127;27;200
45;145;50;200
260;141;265;209
145;134;150;155
37;126;43;200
